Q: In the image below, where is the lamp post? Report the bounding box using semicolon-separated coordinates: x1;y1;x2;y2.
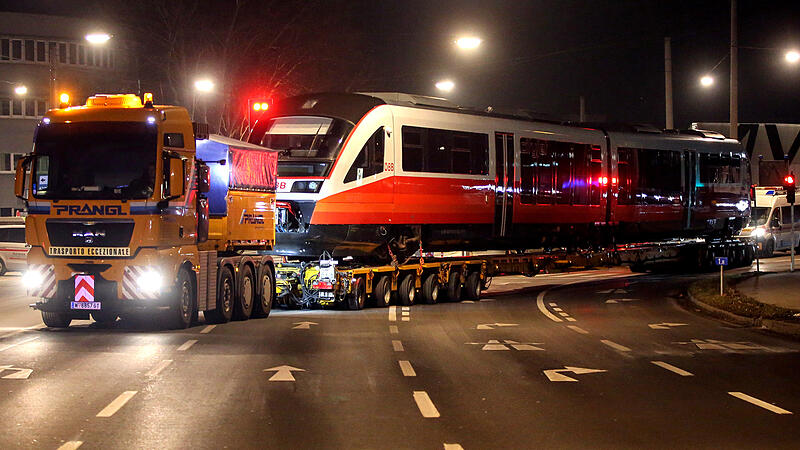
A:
50;32;112;107
193;78;214;121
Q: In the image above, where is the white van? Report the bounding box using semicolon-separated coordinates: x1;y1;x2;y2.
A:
0;218;28;275
739;187;800;257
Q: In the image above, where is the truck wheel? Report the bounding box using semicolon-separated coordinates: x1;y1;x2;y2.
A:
167;268;195;329
373;275;392;307
347;277;366;310
0;259;6;276
398;273;416;306
206;266;234;324
92;310;118;327
252;267;275;318
464;271;482;300
421;273;439;304
447;270;462;302
41;311;71;328
233;265;255;321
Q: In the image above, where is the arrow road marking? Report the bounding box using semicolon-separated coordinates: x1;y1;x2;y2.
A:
0;365;33;379
466;340;544;351
476;323;518;330
648;323;688;330
543;366;607;382
264;365;305;382
292;321;318;329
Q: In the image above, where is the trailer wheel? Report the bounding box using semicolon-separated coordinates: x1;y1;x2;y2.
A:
206;266;234;324
398;273;416;306
347;277;366;310
373;275;393;307
446;270;462;302
421;273;439;304
233;265;255;321
41;311;71;328
252;267;275;318
464;271;481;300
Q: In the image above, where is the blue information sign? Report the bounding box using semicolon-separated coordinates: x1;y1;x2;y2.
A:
715;257;729;266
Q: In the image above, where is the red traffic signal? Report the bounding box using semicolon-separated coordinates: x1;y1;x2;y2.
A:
785;174;795;186
247;98;271;124
785;172;797;204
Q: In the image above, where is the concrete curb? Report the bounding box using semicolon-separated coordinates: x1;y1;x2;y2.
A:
686;288;800;337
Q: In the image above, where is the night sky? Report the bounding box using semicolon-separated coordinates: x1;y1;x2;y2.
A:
5;0;800;128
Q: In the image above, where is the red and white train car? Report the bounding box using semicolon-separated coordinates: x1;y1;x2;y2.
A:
249;92;749;261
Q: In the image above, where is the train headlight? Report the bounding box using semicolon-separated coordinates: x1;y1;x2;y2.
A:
752;227;766;238
21;270;44;289
290;181;323;193
136;269;163;296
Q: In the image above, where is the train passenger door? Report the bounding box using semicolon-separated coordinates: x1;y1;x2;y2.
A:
494;132;515;237
683;150;697;229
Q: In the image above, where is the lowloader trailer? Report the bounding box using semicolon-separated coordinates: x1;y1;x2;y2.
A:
15;93;280;328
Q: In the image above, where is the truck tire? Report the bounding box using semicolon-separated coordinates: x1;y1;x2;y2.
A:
0;259;6;276
252;267;274;318
233;265;255;321
446;270;462;302
347;277;366;310
41;311;71;328
92;310;118;327
421;273;439;304
464;271;481;300
205;266;234;324
398;273;416;306
373;275;393;308
167;268;195;329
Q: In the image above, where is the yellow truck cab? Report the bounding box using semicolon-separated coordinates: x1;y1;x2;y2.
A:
15;94;278;328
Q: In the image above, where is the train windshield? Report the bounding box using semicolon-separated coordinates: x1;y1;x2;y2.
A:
260;116;353;177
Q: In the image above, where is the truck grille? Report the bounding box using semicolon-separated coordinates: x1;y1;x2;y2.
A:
46;219;135;247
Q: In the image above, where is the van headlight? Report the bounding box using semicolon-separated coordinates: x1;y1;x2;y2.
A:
21;270;44;289
753;227;766;238
136;269;163;296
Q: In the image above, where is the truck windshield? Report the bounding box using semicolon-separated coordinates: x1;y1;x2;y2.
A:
752;207;770;226
259;116;353;177
32;121;158;200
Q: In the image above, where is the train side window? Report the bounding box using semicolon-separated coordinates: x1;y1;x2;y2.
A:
536;140;555;204
573;144;590;205
699;153;740;185
617;148;633;205
636;149;681;205
554;142;573;204
426;129;451;173
402;126;424;172
345;127;384;183
519;138;535;204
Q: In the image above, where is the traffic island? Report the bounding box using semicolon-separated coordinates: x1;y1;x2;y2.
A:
686;276;800;336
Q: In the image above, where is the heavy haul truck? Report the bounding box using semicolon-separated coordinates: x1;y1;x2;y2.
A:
15;93;279;328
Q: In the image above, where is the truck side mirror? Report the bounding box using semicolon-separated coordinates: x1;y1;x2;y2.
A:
196;196;209;243
168;157;185;198
197;163;211;194
14;155;32;200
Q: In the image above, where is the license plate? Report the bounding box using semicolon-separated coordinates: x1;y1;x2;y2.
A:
70;301;101;310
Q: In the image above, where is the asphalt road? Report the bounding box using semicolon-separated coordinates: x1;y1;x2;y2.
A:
0;259;798;449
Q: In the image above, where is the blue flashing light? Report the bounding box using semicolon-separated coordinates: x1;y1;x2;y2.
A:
146;116;156;124
42;117;50;125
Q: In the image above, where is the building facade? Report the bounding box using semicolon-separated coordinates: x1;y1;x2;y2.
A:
0;12;133;216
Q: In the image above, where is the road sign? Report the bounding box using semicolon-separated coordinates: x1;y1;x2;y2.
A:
543;366;606;382
715;257;729;266
264;365;305;382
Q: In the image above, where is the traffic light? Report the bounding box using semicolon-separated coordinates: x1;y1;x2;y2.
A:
247;99;271;124
784;173;796;204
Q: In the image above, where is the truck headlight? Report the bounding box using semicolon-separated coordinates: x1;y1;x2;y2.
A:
753;227;766;238
21;270;44;289
136;269;163;296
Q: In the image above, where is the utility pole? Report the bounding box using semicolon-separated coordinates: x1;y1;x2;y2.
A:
730;0;738;139
579;96;586;122
664;37;674;129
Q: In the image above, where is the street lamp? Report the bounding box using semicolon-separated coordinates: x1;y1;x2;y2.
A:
194;79;214;93
435;80;455;92
700;75;714;87
14;85;27;96
786;50;800;64
84;32;112;45
455;36;481;50
193;78;214;121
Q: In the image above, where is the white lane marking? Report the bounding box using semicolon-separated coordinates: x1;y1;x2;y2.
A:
389;325;399;334
548;302;558;307
388;306;397;322
536;289;563;322
565;317;577;322
443;444;464;450
145;359;174;377
402;317;410;322
651;361;693;376
558;312;570;317
402;311;410;316
398;360;417;376
0;336;40;352
601;339;631;352
648;323;688;330
264;365;305;382
728;392;792;414
476;323;518;330
57;441;83;450
199;325;216;334
392;340;404;352
567;325;589;334
96;391;137;417
401;306;410;311
413;391;441;418
553;307;563;311
0;324;44;339
177;339;197;351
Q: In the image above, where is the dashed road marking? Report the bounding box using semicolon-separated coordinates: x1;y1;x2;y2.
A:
443;444;464;450
601;339;631;352
565;317;577;322
0;336;39;352
402;317;410;322
558;312;570;317
389;325;399;334
401;306;410;311
553;307;563;311
398;360;417;376
536;290;563;323
145;359;174;377
413;391;440;418
177;339;197;351
96;391;137;417
392;340;404;352
199;325;216;334
402;311;410;316
567;325;589;334
388;306;397;322
548;302;558;307
57;441;83;450
728;392;792;414
651;361;693;376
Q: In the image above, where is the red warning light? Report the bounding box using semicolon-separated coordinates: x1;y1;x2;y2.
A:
785;175;795;185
